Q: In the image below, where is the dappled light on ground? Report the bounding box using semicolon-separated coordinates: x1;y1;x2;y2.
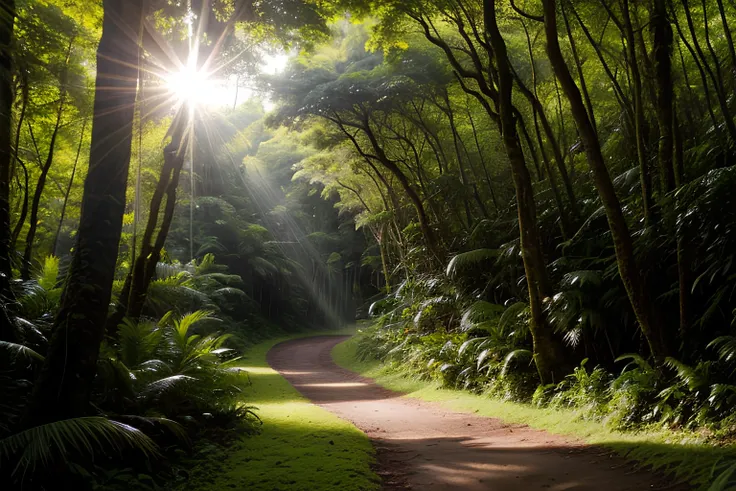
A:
269;336;686;490
180;335;378;491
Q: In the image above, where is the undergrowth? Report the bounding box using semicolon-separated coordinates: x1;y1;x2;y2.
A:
180;332;379;491
335;328;736;490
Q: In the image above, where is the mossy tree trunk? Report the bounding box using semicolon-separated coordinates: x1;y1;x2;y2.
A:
484;0;567;384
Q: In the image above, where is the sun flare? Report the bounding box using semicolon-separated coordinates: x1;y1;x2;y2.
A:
164;65;215;107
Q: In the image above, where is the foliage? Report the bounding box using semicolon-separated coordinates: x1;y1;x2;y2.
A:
180;334;378;491
5;0;736;487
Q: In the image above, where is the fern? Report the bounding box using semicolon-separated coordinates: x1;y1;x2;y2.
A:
615;353;654;374
708;336;736;364
37;255;60;291
664;357;706;391
498;302;530;335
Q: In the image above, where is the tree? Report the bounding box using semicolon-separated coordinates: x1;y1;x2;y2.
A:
540;0;669;361
23;0;145;426
0;0;16;342
483;0;565;382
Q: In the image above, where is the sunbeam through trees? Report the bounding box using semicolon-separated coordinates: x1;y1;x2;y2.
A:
2;0;736;489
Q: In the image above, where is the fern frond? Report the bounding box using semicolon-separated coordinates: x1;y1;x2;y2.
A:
708;336;736;364
664;357;705;390
615;353;654;373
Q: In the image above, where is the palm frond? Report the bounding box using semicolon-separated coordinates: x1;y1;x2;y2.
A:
446;249;498;278
500;349;533;378
212;287;248;298
118;318;162;368
708;336;736;364
615;353;654;373
498;302;530;334
0;417;158;475
37;255;60;291
561;270;603;289
0;340;44;362
460;301;505;332
140;375;196;399
116;415;190;445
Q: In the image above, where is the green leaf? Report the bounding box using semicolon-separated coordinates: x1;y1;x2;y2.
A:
0;417;158;475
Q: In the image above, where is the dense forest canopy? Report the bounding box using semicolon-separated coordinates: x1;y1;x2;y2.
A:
2;0;736;488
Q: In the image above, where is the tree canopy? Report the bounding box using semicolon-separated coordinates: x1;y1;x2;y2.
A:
3;0;736;488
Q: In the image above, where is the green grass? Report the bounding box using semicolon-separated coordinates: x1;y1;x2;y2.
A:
332;336;736;490
182;330;379;491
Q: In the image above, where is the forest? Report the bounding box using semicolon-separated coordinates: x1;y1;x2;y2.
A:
2;0;736;489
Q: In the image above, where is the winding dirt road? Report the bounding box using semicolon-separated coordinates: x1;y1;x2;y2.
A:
267;336;681;490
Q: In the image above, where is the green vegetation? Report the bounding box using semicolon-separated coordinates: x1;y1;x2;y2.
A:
183;333;378;491
3;0;736;487
0;1;377;488
333;335;736;489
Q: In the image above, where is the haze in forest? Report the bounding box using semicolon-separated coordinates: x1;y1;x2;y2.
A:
1;0;736;489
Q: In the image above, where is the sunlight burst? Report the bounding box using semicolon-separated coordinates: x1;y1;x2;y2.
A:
164;64;216;108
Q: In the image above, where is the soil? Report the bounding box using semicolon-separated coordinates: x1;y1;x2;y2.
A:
267;335;686;490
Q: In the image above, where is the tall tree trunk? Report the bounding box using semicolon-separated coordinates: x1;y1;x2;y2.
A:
440;90;473;227
542;0;669;362
520;20;577;212
9;69;26;200
360;117;438;257
8;76;27;251
53;119;87;256
621;0;654;223
674;109;690;350
126;120;186;321
715;0;736;74
569;2;635;130
485;0;566;384
651;0;676;194
23;0;144;426
466;105;499;211
0;0;17;341
517;109;544;181
672;4;720;136
561;1;596;133
12;122;42;250
378;224;390;294
21;39;73;278
679;0;736;142
0;0;16;342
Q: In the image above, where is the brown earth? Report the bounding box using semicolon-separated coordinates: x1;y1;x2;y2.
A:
267;335;686;491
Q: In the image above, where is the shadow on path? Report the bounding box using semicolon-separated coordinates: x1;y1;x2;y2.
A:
268;336;688;491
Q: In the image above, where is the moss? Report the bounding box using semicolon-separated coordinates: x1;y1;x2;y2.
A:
332;336;736;490
182;330;379;491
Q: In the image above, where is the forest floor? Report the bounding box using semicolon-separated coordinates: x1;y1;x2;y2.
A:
179;331;378;491
269;335;693;490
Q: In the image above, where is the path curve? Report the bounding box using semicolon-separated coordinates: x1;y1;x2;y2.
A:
267;336;681;490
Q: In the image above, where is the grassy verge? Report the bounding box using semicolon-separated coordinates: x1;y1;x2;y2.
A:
332;336;735;490
182;330;379;491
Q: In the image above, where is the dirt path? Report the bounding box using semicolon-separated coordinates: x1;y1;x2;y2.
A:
267;336;682;490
